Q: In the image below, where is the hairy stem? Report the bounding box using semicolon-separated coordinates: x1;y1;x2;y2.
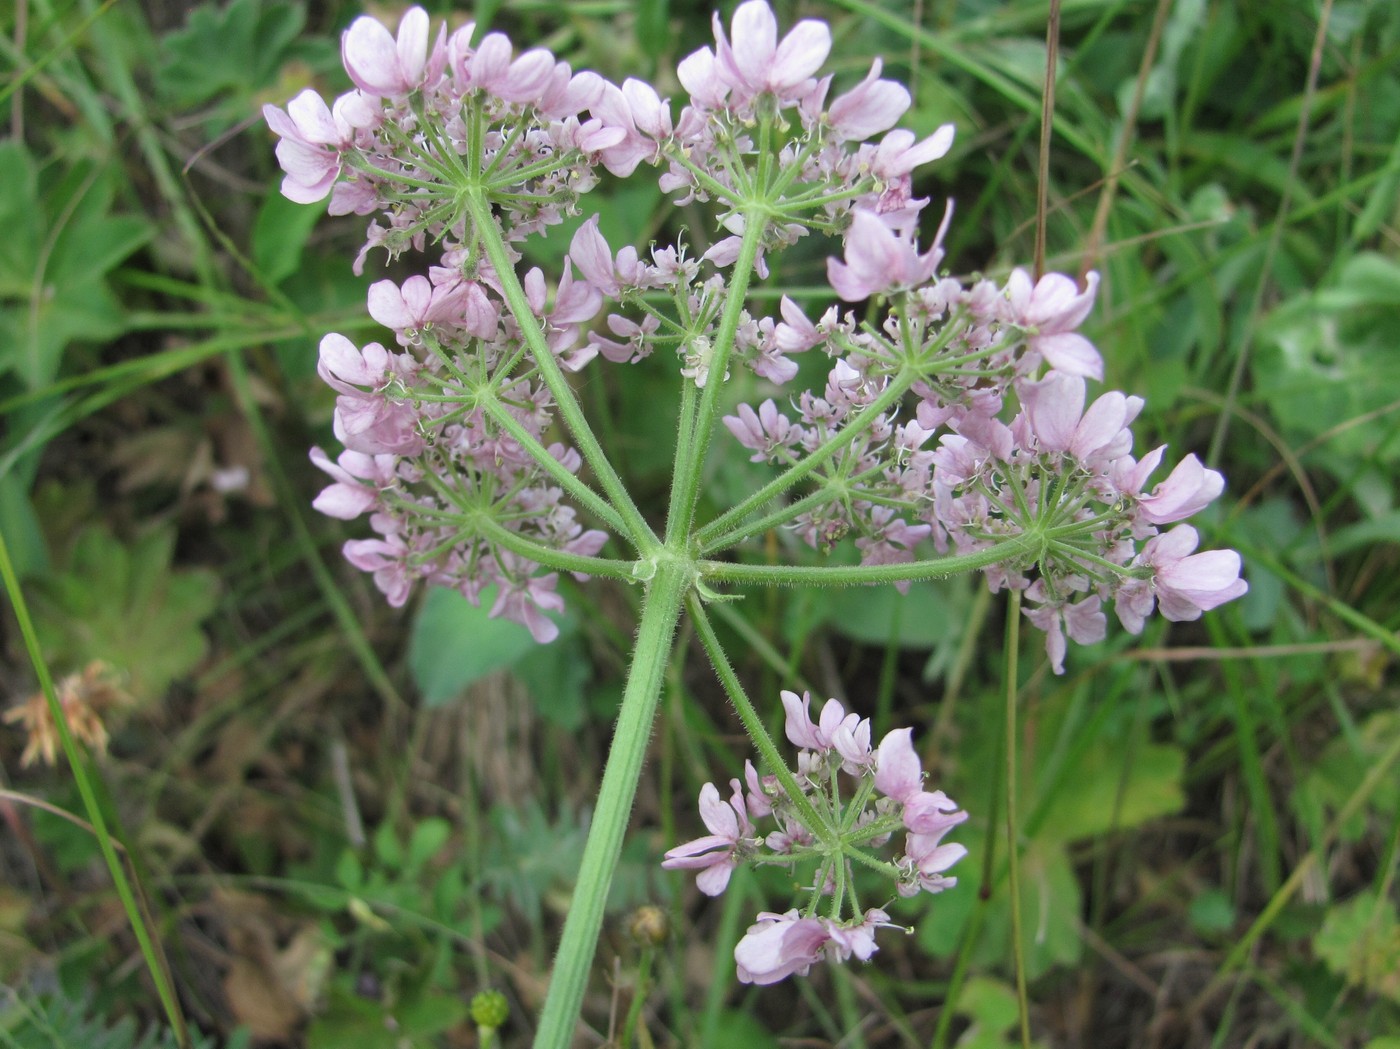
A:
465;191;658;552
531;559;689;1049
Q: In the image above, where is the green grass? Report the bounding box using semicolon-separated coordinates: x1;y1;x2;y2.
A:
2;0;1399;1046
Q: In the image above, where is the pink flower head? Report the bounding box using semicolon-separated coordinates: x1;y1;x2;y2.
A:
1005;269;1104;380
342;6;431;98
827;206;949;301
662;781;755;896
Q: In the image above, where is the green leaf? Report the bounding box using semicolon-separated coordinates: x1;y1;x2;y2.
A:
513;630;590;730
27;523;219;702
704;1009;781;1049
406;818;452;872
806;576;973;649
407;586;541;706
1314;891;1400;1004
157;0;306;111
251;192;326;285
1033;740;1185;843
918;835;1083;980
955;976;1047;1049
372;822;403;871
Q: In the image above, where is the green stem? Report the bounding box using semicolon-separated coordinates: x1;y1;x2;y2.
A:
531;560;690;1049
472;515;638;581
695;370;917;547
665;210;768;544
0;530;191;1049
1003;590;1032;1049
476;396;627;535
687;596;829;837
698;534;1039;589
464;191;658;552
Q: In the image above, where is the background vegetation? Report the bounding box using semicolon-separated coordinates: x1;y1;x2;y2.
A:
2;0;1399;1045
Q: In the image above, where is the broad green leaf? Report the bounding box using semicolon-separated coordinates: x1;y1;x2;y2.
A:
157;0;306;111
1034;740;1185;843
252;191;326;284
807;576;973;649
513;630;591;730
408;585;539;706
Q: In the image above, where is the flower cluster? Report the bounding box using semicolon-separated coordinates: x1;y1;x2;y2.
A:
266;9;633;633
264;7;634;262
555;1;958;386
664;692;967;984
307;269;607;641
722;213;1247;672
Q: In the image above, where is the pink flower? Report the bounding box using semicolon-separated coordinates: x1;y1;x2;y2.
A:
1005;269;1103;380
342;7;431;98
720;1;831;100
263;89;352;204
1020;372;1141;467
1023;583;1107;675
734;910;830;984
485;556;567;643
723;400;799;463
676;47;729;110
827;207;948;301
368;275;488;337
902;789;967;836
828;59;910;139
874;728;922;803
568;215;621;297
781;692;859;754
309;446;396;520
1115;525;1247;632
900;823;968;897
662;782;755;896
872;125;956;179
343;535;414;607
824;909;894;963
1137;454;1225;525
